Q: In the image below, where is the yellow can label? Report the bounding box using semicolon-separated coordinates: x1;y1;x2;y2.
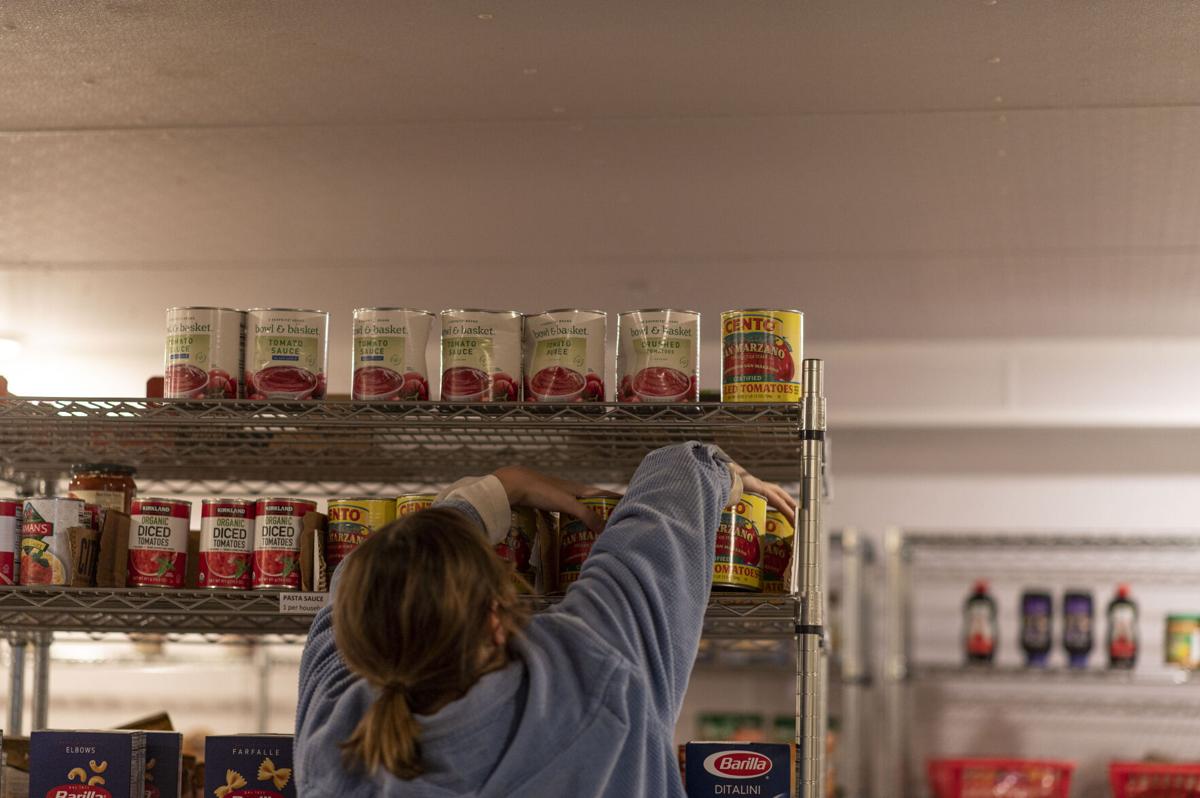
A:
762;508;795;593
395;493;437;517
326;498;397;569
713;492;767;590
559;497;620;586
720;310;803;402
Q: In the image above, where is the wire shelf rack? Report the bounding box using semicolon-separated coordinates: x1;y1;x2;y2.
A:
912;663;1200;687
0;398;804;486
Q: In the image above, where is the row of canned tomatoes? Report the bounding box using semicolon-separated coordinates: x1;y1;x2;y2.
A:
163;306;803;403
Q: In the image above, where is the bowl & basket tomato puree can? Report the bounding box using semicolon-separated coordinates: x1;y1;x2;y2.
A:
253;498;316;590
440;309;523;402
128;497;191;588
245;308;329;400
164;306;246;399
0;498;21;585
19;497;85;586
395;493;437;517
496;506;538;591
616;309;700;403
352;308;435;401
720;309;803;403
522;309;607;402
559;496;620;586
199;498;255;590
762;508;795;593
326;497;396;571
713;492;767;591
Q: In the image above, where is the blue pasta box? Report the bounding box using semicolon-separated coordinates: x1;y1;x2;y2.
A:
684;742;795;798
204;735;294;798
143;731;182;798
30;730;146;798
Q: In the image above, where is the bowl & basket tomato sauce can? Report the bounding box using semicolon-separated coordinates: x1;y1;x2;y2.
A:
19;497;85;586
326;497;396;571
351;308;434;401
558;496;620;586
245;308;329;400
720;309;803;402
439;309;523;401
616;309;700;402
128;497;192;588
199;498;255;590
164;306;246;399
713;492;767;591
522;309;607;402
252;498;317;590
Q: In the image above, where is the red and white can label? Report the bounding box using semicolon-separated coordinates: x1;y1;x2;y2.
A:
0;498;20;585
253;498;316;590
199;499;255;589
128;498;192;588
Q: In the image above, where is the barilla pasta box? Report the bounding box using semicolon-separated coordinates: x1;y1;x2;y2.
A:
684;742;795;798
204;735;294;798
143;731;182;798
31;729;146;798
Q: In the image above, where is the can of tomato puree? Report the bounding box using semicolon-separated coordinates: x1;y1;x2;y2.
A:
713;492;767;591
199;498;255;590
0;498;21;585
19;497;85;586
720;309;803;402
617;309;700;402
128;497;192;588
327;498;396;571
440;309;523;402
164;307;246;399
496;507;539;592
395;493;437;517
245;308;329;400
252;498;316;589
559;497;620;587
352;308;435;401
762;508;795;593
523;310;607;402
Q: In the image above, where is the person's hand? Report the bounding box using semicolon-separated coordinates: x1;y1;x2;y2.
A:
492;466;616;533
729;461;798;520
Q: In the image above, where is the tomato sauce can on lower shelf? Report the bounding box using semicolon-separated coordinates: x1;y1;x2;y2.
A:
440;309;523;401
762;508;795;593
496;506;539;592
352;308;435;401
523;309;607;402
164;306;246;399
19;497;85;586
713;492;767;591
245;308;330;400
559;496;621;587
395;493;437;517
326;497;396;571
617;309;700;403
253;498;316;590
0;498;21;585
199;498;255;590
127;497;191;588
720;309;803;402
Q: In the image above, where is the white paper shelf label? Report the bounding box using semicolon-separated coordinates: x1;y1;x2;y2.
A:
278;592;328;615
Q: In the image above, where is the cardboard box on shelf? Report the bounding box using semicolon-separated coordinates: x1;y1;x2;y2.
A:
300;511;328;592
67;526;102;587
97;510;131;588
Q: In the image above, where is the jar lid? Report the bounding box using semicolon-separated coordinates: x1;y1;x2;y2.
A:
70;463;137;477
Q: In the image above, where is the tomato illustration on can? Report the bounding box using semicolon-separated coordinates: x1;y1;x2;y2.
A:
713;492;767;591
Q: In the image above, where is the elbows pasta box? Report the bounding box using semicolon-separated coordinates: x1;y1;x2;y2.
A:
144;731;182;798
684;742;795;798
204;735;294;798
30;730;146;798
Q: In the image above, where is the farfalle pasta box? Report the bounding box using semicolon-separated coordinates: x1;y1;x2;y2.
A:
143;731;182;798
683;742;794;798
31;729;146;798
204;735;294;798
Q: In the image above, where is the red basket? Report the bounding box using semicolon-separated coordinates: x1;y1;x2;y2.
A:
1110;762;1200;798
928;758;1075;798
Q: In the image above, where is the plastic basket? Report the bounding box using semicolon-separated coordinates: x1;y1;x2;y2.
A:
928;758;1075;798
1110;762;1200;798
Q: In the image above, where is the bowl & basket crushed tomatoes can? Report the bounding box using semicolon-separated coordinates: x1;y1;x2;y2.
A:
351;308;434;401
522;309;606;402
720;309;803;403
762;508;795;593
19;497;85;586
164;306;246;399
559;496;620;587
616;309;700;403
0;498;21;585
245;308;329;400
713;492;767;591
395;493;437;517
439;309;522;402
127;497;191;588
326;498;396;571
253;498;316;590
199;498;255;590
495;506;538;592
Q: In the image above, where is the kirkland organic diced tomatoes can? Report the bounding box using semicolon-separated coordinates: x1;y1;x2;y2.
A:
720;309;803;403
19;497;84;586
559;496;620;587
351;308;435;401
0;498;19;585
616;309;700;403
128;497;192;588
326;498;396;571
713;492;767;591
199;498;255;590
522;309;607;402
395;493;437;517
253;498;317;590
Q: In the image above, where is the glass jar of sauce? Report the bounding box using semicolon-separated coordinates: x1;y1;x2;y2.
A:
68;463;137;515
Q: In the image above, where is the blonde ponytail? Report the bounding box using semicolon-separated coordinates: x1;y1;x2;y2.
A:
341;684;423;779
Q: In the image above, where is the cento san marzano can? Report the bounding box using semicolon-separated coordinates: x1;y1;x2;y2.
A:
713;492;767;591
245;308;329;400
326;497;396;571
395;493;437;517
522;309;607;402
762;508;795;593
0;498;22;585
164;306;246;399
616;309;700;402
19;497;85;586
440;309;523;402
199;498;255;590
720;309;804;402
496;506;538;592
352;308;435;401
253;498;316;589
559;497;620;587
128;497;192;588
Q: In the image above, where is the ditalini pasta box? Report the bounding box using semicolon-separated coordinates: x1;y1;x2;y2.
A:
204;735;294;798
30;729;146;798
684;742;795;798
143;731;182;798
